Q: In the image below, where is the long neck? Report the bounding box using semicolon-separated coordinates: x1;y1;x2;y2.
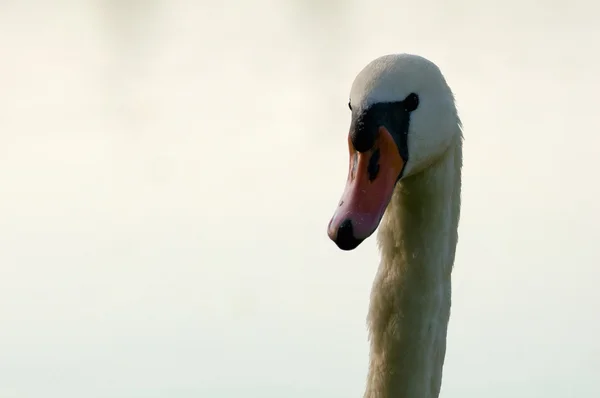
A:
364;138;462;398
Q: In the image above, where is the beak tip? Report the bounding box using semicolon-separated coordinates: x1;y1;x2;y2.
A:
329;219;363;251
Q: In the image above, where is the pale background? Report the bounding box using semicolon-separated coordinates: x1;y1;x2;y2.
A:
1;1;599;397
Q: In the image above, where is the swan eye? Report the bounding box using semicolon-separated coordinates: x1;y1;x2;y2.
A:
348;101;352;111
403;93;419;112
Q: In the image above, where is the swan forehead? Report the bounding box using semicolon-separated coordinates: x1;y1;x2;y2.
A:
349;54;444;109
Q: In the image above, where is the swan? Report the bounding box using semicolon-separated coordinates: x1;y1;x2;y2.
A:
327;54;462;398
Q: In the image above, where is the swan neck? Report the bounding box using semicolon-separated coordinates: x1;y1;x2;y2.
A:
365;140;462;398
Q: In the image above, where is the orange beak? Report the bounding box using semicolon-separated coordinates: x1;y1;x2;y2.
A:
327;126;405;250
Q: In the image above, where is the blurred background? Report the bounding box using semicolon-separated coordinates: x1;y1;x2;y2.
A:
1;0;599;397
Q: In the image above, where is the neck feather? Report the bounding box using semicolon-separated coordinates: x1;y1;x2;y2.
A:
364;136;462;398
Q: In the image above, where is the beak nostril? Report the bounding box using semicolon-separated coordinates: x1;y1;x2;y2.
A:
367;148;381;181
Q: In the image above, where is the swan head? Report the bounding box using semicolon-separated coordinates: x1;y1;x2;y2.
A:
327;54;460;251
